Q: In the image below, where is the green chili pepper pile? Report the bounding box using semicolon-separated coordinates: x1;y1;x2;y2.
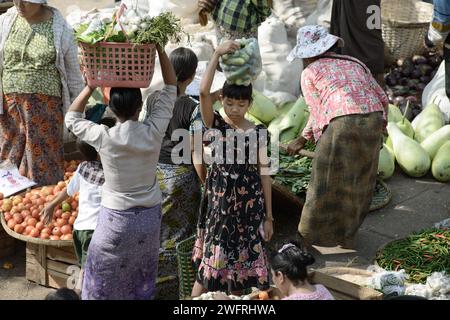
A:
375;228;450;283
273;142;315;196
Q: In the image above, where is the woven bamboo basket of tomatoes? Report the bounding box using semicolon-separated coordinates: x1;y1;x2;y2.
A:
0;161;81;288
0;161;81;246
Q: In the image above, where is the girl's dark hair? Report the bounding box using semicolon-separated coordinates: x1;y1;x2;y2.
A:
222;82;253;102
170;47;198;83
76;118;116;161
99;117;117;128
270;241;315;285
109;88;142;119
45;288;80;300
76;139;98;162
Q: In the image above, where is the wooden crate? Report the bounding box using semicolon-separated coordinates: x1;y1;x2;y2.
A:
0;225;16;259
26;242;79;289
249;271;383;300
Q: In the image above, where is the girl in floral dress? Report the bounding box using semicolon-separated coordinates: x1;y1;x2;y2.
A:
191;41;274;296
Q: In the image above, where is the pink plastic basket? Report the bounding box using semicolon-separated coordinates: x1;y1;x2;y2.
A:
79;41;156;88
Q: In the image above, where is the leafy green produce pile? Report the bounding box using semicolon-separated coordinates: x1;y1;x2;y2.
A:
273;142;315;196
75;11;184;47
376;228;450;283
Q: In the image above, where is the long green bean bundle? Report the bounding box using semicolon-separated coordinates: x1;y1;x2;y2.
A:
376;228;450;283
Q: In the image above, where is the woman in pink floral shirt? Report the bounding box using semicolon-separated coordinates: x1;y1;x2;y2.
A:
287;25;388;249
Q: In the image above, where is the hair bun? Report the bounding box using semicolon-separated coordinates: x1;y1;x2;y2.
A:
300;252;315;266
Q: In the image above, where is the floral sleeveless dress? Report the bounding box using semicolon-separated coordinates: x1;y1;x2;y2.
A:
192;112;270;293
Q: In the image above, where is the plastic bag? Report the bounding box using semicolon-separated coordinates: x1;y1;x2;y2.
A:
256;15;303;97
369;269;408;295
422;61;450;123
220;38;262;86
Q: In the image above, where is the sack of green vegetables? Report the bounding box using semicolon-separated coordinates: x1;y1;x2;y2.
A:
219;38;262;86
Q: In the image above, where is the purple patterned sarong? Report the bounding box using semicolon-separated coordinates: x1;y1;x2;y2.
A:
81;205;162;300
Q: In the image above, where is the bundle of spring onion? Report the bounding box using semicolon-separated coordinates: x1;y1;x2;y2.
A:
376;228;450;283
75;10;185;47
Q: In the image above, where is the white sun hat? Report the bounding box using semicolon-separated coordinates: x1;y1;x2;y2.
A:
17;0;48;4
287;25;344;62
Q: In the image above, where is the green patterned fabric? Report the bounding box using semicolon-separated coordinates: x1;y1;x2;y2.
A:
155;163;201;300
2;16;61;97
212;0;271;34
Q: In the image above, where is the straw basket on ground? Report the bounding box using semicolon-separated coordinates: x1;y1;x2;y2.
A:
381;0;434;64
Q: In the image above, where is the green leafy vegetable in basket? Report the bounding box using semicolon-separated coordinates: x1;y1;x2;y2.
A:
132;12;185;47
273;142;315;196
375;228;450;283
75;19;107;44
75;11;185;47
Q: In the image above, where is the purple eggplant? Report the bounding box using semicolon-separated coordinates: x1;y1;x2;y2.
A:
420;76;431;84
418;64;433;76
394;96;405;105
411;69;421;79
417;83;427;91
412;55;427;65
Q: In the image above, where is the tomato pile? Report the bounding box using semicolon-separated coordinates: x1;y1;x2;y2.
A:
0;160;81;241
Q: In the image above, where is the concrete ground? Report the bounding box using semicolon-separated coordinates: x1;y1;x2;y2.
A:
271;169;450;269
0;170;448;300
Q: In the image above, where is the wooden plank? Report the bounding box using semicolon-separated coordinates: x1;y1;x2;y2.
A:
48;269;71;289
310;271;382;300
46;246;78;265
47;259;74;275
25;243;48;286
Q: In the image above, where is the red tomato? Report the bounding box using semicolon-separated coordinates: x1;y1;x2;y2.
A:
24;225;34;235
41;227;52;235
53;186;61;195
57;181;66;189
21;221;27;228
36;198;45;206
13;213;23;224
35;221;44;231
68;216;76;225
31;209;40;219
29;228;40;238
72;211;78;218
61;212;71;220
22;198;31;205
14;224;25;234
10;207;18;215
38;205;44;211
7;219;16;230
61;225;72;235
52;227;62;237
4;212;12;221
27;217;37;227
17;203;25;211
54;209;63;218
55;218;67;228
61;233;74;240
21;210;30;218
40;233;50;240
71;201;78;210
50;235;60;240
